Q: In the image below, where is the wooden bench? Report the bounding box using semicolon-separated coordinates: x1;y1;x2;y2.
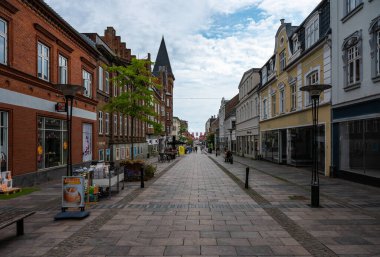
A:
0;209;35;236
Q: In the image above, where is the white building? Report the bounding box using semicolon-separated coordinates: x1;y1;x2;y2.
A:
217;98;229;150
331;0;380;183
236;68;261;158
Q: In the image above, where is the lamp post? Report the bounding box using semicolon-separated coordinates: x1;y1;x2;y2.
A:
300;84;331;207
55;84;84;177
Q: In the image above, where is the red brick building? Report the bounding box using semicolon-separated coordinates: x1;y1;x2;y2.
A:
0;0;98;185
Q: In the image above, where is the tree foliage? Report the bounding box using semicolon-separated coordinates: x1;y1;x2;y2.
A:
103;58;163;159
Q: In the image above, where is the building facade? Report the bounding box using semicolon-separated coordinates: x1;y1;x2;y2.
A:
331;0;380;184
0;0;98;185
259;0;332;176
217;98;228;150
224;94;239;153
236;68;260;158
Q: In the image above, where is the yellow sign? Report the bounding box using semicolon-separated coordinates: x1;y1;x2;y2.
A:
63;141;68;150
178;146;185;155
37;145;43;155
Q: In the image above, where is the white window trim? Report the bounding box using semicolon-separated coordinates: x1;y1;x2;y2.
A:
82;70;92;97
279;50;286;71
38;42;50;81
114;114;117;135
0;18;7;64
58;55;68;84
119;114;122;136
98;66;103;91
305;13;319;49
105;113;109;135
304;68;320;106
279;89;285;114
98;111;103;134
105;71;110;94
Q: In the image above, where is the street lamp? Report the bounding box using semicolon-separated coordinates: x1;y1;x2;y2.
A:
55;84;84;176
300;83;331;207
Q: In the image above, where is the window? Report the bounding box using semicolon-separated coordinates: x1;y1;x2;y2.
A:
119;115;122;136
347;45;360;84
291;84;297;110
342;31;362;88
98;149;104;161
0;111;8;172
113;81;118;97
38;42;49;81
98;111;103;134
0;18;7;64
306;71;319;105
293;36;301;52
82;70;92;97
105;113;109;135
106;148;110;162
369;16;380;80
346;0;362;14
114;114;117;135
262;67;267;84
271;94;276;117
279;50;286;71
269;59;274;73
37;117;67;169
82;123;92;162
58;55;68;84
255;97;259;116
279;89;285;113
115;148;120;161
105;71;109;93
98;66;103;91
305;16;319;49
263;99;268;119
167;98;170;107
124;117;128;135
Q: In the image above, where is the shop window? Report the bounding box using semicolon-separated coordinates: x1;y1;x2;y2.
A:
58;55;68;84
82;123;92;162
37;117;67;169
82;69;92;97
0;111;8;172
38;42;49;81
0;18;7;64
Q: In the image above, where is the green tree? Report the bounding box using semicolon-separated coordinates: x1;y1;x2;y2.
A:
178;124;187;143
206;133;215;149
103;58;162;160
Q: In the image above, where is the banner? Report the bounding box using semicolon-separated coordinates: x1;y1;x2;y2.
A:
62;176;85;208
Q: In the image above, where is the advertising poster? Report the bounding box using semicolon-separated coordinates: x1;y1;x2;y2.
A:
62;176;85;208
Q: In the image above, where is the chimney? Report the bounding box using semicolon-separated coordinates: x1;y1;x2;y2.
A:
280;19;285;25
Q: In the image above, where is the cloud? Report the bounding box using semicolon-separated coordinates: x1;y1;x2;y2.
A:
44;0;321;133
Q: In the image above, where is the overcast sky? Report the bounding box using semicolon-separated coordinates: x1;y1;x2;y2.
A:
45;0;321;133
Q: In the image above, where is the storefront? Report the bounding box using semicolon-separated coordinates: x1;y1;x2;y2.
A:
332;100;380;184
37;117;67;169
0;111;8;172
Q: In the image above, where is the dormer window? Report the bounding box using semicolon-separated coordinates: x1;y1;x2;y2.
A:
293;37;301;52
305;14;319;49
262;67;267;84
269;59;274;73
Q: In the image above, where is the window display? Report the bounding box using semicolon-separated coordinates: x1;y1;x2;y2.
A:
37;117;67;169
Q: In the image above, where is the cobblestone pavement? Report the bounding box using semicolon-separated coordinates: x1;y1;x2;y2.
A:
0;152;380;256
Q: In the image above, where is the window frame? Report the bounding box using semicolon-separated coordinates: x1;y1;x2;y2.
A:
105;113;109;135
271;93;276;117
98;66;103;91
98;111;103;135
58;54;68;84
279;89;285;114
279;50;286;71
305;14;319;49
342;30;362;90
82;69;92;97
306;70;319;106
290;83;297;111
369;15;380;82
37;42;50;81
114;114;117;135
263;99;268;119
105;71;110;94
0;18;7;65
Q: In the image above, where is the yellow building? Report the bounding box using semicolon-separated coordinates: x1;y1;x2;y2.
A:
259;0;332;176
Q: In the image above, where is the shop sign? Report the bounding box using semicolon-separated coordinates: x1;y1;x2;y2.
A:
55;102;67;112
62;176;85;208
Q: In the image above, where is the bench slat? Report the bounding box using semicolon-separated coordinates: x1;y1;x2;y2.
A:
0;210;35;229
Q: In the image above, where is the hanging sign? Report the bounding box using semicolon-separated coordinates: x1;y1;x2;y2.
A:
55;102;67;112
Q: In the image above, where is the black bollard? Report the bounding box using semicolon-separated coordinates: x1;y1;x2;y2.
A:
245;167;249;189
140;167;145;188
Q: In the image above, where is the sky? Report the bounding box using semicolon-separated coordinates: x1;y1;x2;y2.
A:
45;0;321;133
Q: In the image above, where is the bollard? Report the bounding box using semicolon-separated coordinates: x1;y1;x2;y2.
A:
140;167;145;188
245;167;249;189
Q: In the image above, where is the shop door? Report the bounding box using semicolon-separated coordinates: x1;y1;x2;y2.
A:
280;129;287;164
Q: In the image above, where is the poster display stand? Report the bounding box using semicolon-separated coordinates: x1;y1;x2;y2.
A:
54;176;90;220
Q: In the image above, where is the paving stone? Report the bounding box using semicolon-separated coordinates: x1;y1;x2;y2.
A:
184;238;217;246
236;246;274;255
89;246;131;255
217;238;251;246
151;238;184;246
128;246;165;255
164;245;200;255
201;245;237;255
201;231;231;238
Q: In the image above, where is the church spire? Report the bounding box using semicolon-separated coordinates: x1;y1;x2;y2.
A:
153;36;174;79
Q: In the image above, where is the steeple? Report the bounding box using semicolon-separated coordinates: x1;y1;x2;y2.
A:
153;36;174;79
